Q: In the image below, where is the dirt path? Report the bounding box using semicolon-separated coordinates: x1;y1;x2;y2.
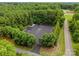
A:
64;20;74;56
16;48;41;56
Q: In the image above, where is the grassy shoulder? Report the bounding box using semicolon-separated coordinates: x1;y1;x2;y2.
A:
64;14;73;21
0;36;33;50
0;36;33;51
72;41;79;56
64;9;74;21
40;28;65;56
0;36;33;56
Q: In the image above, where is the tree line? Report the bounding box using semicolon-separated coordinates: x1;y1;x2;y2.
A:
69;7;79;55
0;3;64;48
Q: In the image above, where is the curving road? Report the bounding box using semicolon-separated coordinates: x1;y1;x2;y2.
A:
64;20;74;56
16;48;41;56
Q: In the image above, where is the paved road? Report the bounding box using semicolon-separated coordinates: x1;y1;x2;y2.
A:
64;20;74;56
16;48;41;56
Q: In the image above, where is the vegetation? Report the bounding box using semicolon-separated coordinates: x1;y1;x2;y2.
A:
69;13;79;42
40;33;56;47
64;14;73;21
40;29;65;56
61;3;79;10
68;7;79;55
72;43;79;56
0;3;64;29
0;26;36;47
31;9;64;26
0;3;65;56
0;39;16;56
40;21;61;47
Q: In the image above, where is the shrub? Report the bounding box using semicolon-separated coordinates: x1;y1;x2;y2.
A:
31;9;64;26
40;21;61;47
72;30;79;42
54;21;61;36
69;11;79;43
40;33;56;47
74;47;79;56
0;39;16;56
0;26;36;47
73;43;79;56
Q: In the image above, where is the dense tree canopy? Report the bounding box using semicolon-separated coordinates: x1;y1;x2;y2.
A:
61;3;79;10
0;3;64;29
0;26;36;47
0;3;65;48
69;7;79;43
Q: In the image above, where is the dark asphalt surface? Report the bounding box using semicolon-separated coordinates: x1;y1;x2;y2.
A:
25;24;52;54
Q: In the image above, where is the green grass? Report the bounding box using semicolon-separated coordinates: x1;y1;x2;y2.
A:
40;28;65;56
0;36;33;50
72;42;79;56
0;36;33;52
55;28;65;56
63;9;74;21
64;14;73;21
70;32;79;56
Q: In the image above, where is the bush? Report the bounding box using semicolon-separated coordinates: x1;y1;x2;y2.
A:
72;30;79;42
31;9;64;26
73;43;79;56
0;26;36;47
0;39;16;56
69;11;79;43
40;33;56;47
54;21;61;36
69;8;79;56
40;21;61;47
74;47;79;56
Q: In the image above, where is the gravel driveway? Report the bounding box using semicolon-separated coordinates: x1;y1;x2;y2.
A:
64;20;74;56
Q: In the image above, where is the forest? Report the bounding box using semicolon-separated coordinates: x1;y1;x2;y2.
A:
0;2;79;56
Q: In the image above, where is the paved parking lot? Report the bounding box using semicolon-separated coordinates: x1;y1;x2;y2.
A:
25;24;52;54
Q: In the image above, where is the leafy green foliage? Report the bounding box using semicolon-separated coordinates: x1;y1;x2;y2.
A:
0;26;36;47
53;21;61;45
0;3;65;48
40;22;61;47
69;11;79;43
0;3;64;29
72;30;79;42
61;3;79;10
72;43;79;56
69;8;79;55
31;9;64;26
40;33;56;47
0;39;16;56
